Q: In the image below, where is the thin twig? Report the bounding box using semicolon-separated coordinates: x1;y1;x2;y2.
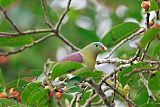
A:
0;33;54;56
97;58;131;65
105;28;146;59
83;94;98;107
86;78;113;107
130;49;141;62
55;0;72;31
0;6;21;33
76;93;82;107
70;93;78;107
140;41;151;61
40;0;54;28
57;99;62;107
56;33;80;51
0;33;79;56
44;60;63;107
43;60;54;91
0;28;54;37
0;0;79;52
139;73;156;101
111;74;116;104
99;64;131;87
91;100;103;106
83;87;110;107
137;38;157;101
97;58;160;65
104;82;137;107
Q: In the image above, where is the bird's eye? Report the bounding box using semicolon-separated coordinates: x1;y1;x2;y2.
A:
96;44;98;47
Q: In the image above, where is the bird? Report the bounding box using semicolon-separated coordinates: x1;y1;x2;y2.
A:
60;42;107;72
36;42;107;82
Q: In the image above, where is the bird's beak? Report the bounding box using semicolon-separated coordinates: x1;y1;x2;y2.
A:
101;46;108;51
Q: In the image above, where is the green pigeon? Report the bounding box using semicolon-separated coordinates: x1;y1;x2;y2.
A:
36;42;107;81
60;42;107;72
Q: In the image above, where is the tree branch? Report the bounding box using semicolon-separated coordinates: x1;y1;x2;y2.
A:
104;81;137;107
86;78;113;107
0;33;54;56
91;100;103;106
0;6;21;33
55;0;72;31
40;0;54;28
105;28;146;59
76;93;82;107
70;92;78;107
83;87;109;107
97;58;160;65
0;0;79;52
56;33;80;51
99;64;131;87
139;73;156;101
0;28;54;37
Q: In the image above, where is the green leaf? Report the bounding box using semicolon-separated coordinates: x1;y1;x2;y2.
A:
152;43;160;55
29;89;49;105
0;98;19;106
101;22;140;47
38;97;50;107
139;28;160;49
77;70;103;79
10;105;21;107
0;69;4;86
21;82;41;104
80;90;100;104
67;77;81;88
133;86;148;106
149;0;159;12
0;0;13;7
140;102;160;107
0;36;33;47
76;26;100;43
118;62;152;87
6;79;28;89
61;93;73;104
77;70;103;82
51;61;84;80
148;71;160;100
66;86;81;93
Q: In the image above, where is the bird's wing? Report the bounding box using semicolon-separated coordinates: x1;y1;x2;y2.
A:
59;52;83;63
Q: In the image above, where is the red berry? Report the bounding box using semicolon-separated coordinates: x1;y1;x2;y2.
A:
48;92;54;97
141;1;149;10
0;56;8;65
0;92;7;98
56;92;62;99
17;95;21;102
9;88;20;97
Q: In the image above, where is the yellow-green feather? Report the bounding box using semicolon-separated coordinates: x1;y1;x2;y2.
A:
78;43;101;71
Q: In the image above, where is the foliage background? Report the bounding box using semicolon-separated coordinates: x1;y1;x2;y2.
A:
0;0;143;81
0;0;160;107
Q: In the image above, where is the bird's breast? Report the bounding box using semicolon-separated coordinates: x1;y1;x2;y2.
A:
81;53;97;71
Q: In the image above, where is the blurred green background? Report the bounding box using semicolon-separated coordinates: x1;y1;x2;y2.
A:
0;0;143;82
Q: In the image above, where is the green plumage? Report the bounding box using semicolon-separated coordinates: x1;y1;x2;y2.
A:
36;42;107;81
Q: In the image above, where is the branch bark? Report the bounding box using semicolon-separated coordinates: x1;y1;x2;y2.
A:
105;28;146;59
86;78;113;107
0;6;21;33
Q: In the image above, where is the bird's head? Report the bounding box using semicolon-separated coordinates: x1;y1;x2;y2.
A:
82;42;107;55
